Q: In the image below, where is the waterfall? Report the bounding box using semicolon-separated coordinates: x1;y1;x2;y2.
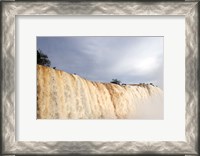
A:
37;65;163;119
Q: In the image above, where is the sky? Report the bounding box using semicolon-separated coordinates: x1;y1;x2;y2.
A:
37;36;163;89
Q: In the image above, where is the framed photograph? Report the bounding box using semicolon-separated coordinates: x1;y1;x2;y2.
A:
1;1;199;155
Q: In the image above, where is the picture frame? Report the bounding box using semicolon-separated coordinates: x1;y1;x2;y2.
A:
1;1;199;155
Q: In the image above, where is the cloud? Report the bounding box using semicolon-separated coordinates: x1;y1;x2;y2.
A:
37;36;163;89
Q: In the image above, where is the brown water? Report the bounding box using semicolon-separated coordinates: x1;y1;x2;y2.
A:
37;65;163;119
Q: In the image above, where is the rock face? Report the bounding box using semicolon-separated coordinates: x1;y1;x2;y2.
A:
37;65;163;119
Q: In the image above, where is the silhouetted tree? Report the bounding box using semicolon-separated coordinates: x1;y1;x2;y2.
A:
150;83;154;86
110;79;121;85
37;49;51;67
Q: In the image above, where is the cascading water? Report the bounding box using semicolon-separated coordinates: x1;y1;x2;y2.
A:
37;65;163;119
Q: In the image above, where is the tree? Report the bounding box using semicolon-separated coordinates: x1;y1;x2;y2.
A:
37;49;51;67
110;79;121;85
150;83;154;86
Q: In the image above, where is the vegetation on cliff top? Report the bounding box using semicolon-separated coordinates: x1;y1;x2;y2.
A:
37;49;51;67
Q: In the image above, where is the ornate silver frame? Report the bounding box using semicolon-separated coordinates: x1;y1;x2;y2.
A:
1;1;199;155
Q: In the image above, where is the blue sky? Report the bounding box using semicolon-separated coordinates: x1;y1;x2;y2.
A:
37;36;163;89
